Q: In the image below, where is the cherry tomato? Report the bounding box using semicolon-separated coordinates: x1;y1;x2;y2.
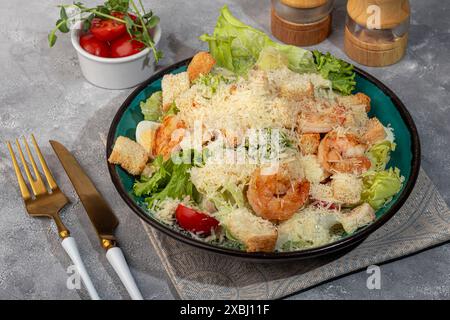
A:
110;34;145;58
175;204;219;236
79;34;110;57
90;16;126;42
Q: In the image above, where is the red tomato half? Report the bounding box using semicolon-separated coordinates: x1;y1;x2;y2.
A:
110;34;145;58
79;34;110;57
90;16;126;42
175;204;219;236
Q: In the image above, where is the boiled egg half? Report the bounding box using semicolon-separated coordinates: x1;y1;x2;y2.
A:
135;120;160;157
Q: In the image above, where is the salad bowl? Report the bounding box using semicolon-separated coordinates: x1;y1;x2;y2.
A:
106;57;420;261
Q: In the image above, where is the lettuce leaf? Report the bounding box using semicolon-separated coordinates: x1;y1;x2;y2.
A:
209;182;246;213
165;101;179;117
133;155;197;208
312;50;356;95
200;6;356;95
255;47;288;71
367;140;396;171
199;5;315;75
361;168;403;209
133;156;170;197
140;91;163;121
194;73;231;94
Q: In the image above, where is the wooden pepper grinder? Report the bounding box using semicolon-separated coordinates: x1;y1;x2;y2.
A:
344;0;410;67
271;0;334;46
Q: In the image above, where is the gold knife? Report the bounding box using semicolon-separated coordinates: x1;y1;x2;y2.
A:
50;140;143;300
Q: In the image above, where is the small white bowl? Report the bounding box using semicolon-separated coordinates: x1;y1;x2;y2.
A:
71;24;161;89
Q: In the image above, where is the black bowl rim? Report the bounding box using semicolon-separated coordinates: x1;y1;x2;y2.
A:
106;57;421;261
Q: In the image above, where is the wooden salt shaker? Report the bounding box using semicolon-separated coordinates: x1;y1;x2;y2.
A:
344;0;410;67
271;0;334;46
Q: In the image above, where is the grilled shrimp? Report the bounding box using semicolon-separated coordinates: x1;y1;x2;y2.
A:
362;118;386;145
187;52;216;82
298;106;346;134
153;115;186;159
318;131;371;174
298;133;320;155
247;167;310;222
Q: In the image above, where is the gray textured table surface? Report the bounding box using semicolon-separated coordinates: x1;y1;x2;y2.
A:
0;0;449;300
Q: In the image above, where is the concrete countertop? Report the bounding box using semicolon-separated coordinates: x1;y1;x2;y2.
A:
0;0;448;299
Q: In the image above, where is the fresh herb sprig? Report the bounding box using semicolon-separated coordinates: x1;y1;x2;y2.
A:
49;0;162;62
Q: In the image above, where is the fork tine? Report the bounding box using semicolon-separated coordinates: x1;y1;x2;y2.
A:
22;137;47;195
15;138;37;195
6;141;32;200
31;134;57;190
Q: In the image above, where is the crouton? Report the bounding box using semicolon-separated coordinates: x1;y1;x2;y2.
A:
279;81;315;101
108;136;149;175
299;155;328;184
331;173;363;205
363;117;386;145
225;208;277;252
298;133;320;155
309;183;334;203
339;203;375;234
337;92;371;112
161;72;190;111
187;52;216;82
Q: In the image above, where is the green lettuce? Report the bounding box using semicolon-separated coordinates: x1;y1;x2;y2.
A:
199;5;316;75
140;91;163;121
165;101;179;117
361;168;403;209
209;182;246;212
255;47;288;71
194;73;231;94
133;156;171;197
133;155;197;208
367;140;396;171
312;50;356;95
200;5;356;95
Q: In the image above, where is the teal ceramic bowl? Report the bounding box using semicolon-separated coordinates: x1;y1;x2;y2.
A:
107;58;420;260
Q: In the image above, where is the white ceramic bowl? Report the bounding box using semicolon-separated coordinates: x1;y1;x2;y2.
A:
71;24;161;89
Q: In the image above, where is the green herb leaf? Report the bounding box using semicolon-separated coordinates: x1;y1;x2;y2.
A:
60;6;68;20
146;15;159;29
56;19;70;33
82;13;95;32
142;11;154;20
48;32;57;47
105;0;130;13
95;5;111;17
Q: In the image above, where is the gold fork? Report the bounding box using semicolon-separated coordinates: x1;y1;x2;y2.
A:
7;135;100;300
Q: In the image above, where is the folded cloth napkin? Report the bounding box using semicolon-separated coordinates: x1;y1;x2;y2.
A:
143;168;450;299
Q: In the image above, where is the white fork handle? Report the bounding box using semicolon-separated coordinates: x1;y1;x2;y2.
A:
61;237;100;300
106;247;143;300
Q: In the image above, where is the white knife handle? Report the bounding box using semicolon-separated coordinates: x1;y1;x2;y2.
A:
61;237;100;300
106;247;143;300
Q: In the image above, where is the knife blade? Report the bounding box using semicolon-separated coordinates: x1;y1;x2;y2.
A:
50;140;143;300
50;140;119;249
